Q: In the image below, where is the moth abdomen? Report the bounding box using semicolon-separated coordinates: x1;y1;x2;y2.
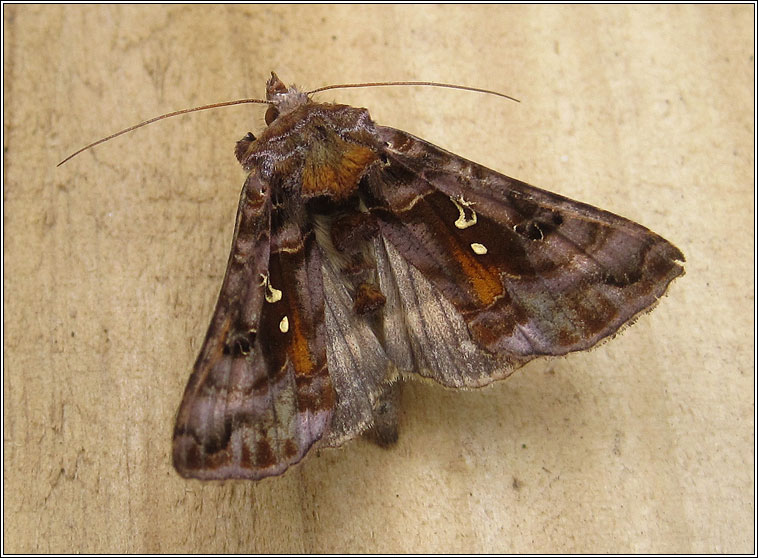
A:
353;282;387;315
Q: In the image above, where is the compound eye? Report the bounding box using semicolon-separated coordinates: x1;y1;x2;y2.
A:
265;106;280;125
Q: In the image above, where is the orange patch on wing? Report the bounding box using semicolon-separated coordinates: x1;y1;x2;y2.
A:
287;310;316;377
302;138;377;200
450;244;503;306
213;315;234;358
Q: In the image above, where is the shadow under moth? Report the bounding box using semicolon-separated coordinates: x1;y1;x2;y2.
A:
64;72;685;481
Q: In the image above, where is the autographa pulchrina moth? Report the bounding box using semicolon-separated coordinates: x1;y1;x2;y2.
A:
63;72;685;480
167;73;684;480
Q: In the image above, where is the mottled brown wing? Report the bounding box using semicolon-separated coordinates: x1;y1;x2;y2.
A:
365;126;684;386
172;173;334;480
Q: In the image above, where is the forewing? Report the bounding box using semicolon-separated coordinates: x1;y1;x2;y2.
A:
172;173;333;480
366;126;684;383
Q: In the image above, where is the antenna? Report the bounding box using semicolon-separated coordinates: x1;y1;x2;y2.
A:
307;80;519;103
57;98;268;166
58;79;518;166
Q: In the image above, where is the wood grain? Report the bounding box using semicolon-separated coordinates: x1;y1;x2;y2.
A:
3;4;753;553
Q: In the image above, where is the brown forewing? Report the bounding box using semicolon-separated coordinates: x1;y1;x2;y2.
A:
172;174;334;480
366;126;684;367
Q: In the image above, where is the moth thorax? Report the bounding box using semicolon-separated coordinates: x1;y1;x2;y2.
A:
300;131;378;200
269;89;310;119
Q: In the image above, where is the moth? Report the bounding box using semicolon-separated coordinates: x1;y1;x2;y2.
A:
63;72;685;481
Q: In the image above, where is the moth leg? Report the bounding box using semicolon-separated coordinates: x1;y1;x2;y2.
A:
362;381;401;448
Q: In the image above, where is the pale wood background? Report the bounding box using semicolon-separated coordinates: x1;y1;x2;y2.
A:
3;4;754;553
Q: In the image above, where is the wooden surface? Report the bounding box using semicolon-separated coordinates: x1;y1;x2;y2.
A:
3;4;754;553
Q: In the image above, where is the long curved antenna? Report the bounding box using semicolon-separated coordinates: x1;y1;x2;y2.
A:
57;98;268;166
59;80;519;166
307;80;520;103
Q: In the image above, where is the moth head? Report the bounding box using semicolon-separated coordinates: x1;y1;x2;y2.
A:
264;71;309;125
